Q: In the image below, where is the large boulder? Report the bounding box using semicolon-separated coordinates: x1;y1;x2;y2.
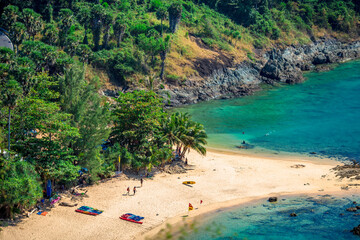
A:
268;197;278;202
346;207;357;212
351;224;360;235
313;54;328;65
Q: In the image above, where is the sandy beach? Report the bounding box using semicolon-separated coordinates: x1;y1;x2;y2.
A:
1;150;358;240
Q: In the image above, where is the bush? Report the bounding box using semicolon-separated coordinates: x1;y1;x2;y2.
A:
271;27;281;40
0;156;42;219
91;50;115;69
108;49;140;84
130;23;149;36
253;38;266;49
149;0;162;11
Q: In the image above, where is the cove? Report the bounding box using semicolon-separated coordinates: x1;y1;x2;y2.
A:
186;195;360;240
176;60;360;161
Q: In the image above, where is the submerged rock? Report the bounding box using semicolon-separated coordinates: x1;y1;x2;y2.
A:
351;224;360;235
268;197;278;202
346;207;358;212
290;212;297;217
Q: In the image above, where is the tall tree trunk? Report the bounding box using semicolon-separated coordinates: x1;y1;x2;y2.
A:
169;8;182;34
93;20;101;51
180;147;188;160
117;34;120;48
117;29;125;48
160;50;167;80
83;27;88;44
103;28;110;49
160;19;163;36
7;108;11;153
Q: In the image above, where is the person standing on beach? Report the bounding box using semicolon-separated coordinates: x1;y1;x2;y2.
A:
140;178;143;187
133;186;136;195
127;187;130;195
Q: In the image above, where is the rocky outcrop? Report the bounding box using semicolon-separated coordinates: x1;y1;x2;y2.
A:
268;197;278;202
351;224;360;235
162;62;262;106
166;39;360;106
346;207;358;212
260;39;360;84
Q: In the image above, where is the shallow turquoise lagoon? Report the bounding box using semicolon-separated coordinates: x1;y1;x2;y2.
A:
186;195;360;240
176;60;360;161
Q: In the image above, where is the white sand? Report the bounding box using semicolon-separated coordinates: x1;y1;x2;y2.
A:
1;150;357;240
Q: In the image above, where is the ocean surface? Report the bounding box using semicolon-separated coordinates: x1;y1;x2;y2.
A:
176;60;360;162
174;61;360;239
186;195;360;240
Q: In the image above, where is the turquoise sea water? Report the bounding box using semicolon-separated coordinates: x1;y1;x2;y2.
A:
175;61;360;239
176;60;360;161
186;195;360;240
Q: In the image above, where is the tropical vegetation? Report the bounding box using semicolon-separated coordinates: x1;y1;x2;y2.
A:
0;0;359;219
0;47;207;218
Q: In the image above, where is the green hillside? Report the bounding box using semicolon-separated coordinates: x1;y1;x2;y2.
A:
1;1;359;87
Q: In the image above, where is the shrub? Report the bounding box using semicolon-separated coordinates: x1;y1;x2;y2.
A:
0;156;42;219
130;23;149;36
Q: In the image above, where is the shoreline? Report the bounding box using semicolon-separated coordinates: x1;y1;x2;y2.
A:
205;146;343;165
139;189;360;240
138;149;357;239
1;149;358;240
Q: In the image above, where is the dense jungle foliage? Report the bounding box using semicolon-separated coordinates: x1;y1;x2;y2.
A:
0;0;359;218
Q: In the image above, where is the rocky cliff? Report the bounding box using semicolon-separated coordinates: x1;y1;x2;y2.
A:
164;39;360;106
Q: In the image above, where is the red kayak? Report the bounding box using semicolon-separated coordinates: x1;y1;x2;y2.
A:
120;213;144;224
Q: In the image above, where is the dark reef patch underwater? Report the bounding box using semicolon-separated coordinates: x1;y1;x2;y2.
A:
177;60;360;162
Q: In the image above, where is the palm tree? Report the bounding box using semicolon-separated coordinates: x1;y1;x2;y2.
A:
156;6;167;36
159;36;171;80
59;9;74;47
161;112;183;146
163;112;207;160
168;2;182;33
144;147;161;173
1;5;20;30
102;10;114;50
22;8;43;40
76;4;91;44
179;121;207;158
91;4;104;51
42;23;58;46
158;147;173;168
113;16;127;47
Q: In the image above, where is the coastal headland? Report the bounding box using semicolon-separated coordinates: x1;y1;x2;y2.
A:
165;39;360;106
1;150;358;240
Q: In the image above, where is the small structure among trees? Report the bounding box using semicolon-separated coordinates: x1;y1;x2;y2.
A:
0;29;14;51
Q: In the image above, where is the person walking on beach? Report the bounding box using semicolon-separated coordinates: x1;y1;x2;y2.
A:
127;187;130;195
133;186;136;195
140;178;143;187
